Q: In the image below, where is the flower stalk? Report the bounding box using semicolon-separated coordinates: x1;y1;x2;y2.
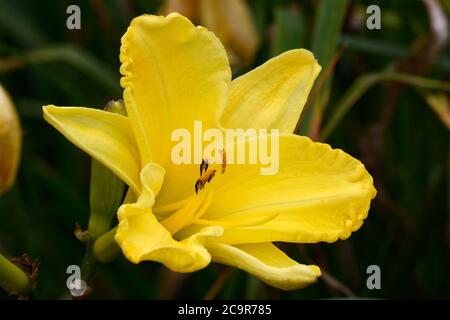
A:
88;159;125;239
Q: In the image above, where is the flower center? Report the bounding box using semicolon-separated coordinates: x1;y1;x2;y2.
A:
153;153;226;235
152;150;278;238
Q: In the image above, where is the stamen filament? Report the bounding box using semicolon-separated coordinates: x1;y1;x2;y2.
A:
192;189;214;220
160;188;215;235
161;198;198;235
153;196;193;214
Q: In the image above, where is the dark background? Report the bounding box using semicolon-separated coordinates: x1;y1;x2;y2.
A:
0;0;449;299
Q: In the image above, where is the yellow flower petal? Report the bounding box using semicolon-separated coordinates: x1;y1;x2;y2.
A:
0;84;21;195
207;242;320;290
120;13;231;167
203;134;376;244
42;105;141;194
115;162;223;272
220;49;321;133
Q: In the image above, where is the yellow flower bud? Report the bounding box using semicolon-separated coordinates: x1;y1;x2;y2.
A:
0;84;21;195
161;0;259;68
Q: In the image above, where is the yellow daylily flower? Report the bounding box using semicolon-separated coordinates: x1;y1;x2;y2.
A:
161;0;259;68
42;13;376;290
0;84;21;195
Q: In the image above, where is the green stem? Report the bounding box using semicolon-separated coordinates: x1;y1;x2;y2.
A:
320;72;450;140
0;45;120;95
0;253;30;296
340;34;450;72
80;245;97;285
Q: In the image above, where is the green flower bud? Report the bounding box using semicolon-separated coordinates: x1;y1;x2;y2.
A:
0;253;30;296
93;228;120;263
87;100;127;240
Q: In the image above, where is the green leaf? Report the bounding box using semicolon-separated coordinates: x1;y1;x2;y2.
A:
297;0;349;137
271;7;304;57
310;0;349;68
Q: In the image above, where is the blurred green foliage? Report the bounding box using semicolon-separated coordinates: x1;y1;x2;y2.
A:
0;0;449;299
